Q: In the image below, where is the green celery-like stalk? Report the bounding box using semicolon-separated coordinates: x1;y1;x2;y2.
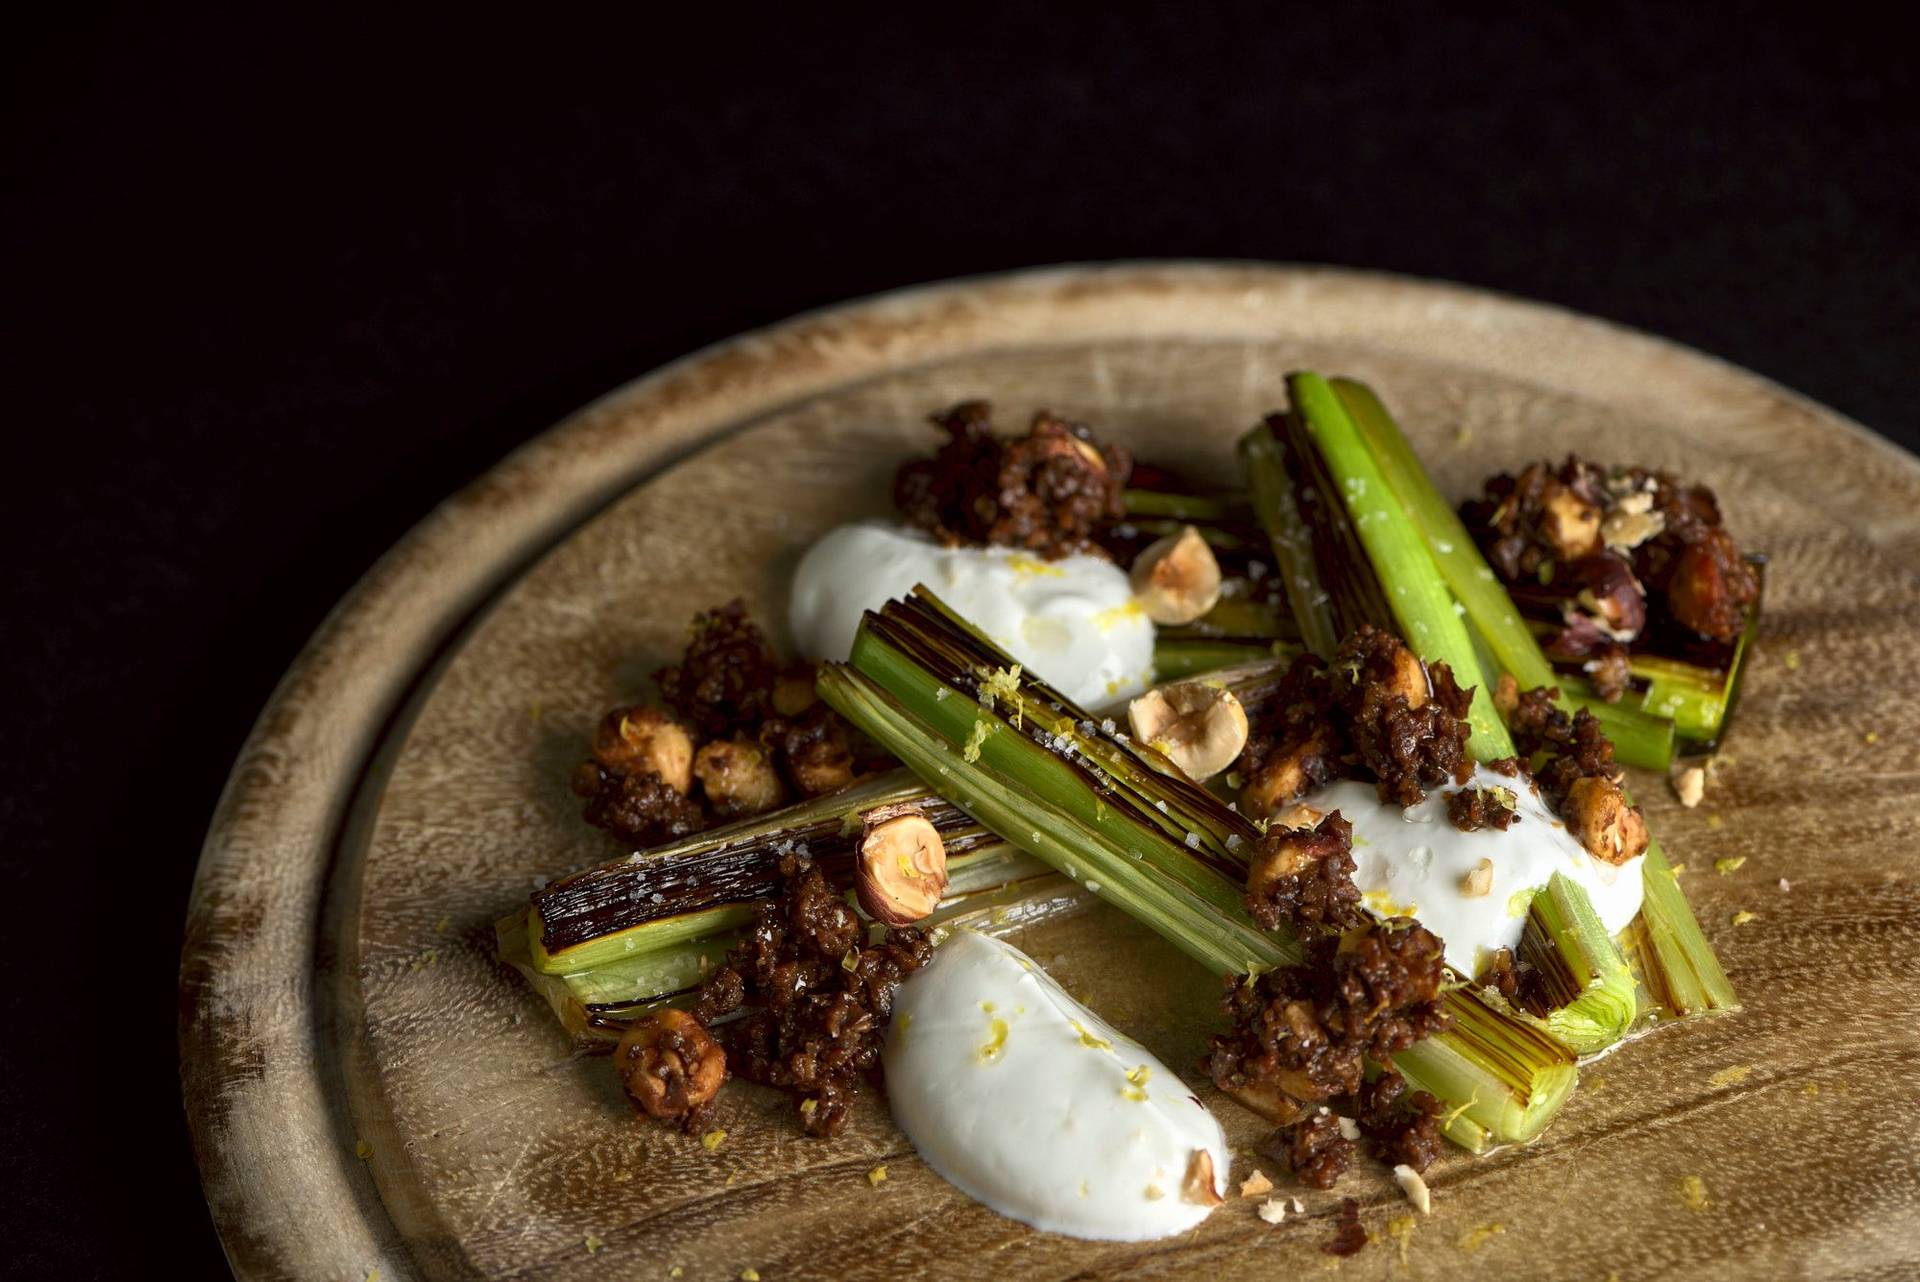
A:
824;593;1577;1148
1154;638;1294;680
1515;873;1640;1054
1331;376;1674;771
1289;372;1513;758
1240;424;1341;660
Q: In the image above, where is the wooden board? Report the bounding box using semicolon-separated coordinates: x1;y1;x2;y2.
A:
180;264;1920;1281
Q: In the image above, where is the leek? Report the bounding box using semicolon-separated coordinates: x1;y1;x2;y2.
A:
1514;873;1640;1055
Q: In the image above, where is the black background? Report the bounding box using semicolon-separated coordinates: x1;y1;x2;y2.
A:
4;5;1914;1276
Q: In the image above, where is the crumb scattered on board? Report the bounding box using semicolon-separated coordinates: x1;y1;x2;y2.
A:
1457;1223;1505;1253
1240;1169;1274;1199
867;1165;888;1188
1679;1175;1709;1211
1672;765;1706;808
1393;1165;1432;1214
1730;910;1758;926
1715;856;1747;875
1709;1065;1753;1089
1258;1198;1288;1224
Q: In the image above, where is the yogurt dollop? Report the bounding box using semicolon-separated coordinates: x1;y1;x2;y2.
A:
1306;764;1645;974
884;930;1228;1241
788;522;1154;709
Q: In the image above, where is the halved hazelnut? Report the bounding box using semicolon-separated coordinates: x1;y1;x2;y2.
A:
855;808;949;925
773;663;820;717
1459;857;1495;897
1238;727;1337;820
1130;525;1222;625
1182;1149;1225;1207
592;706;694;793
1563;776;1649;865
1540;482;1602;560
615;1008;725;1125
1127;681;1249;781
694;736;786;817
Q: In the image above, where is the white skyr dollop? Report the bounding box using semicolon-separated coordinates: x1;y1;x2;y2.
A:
883;930;1228;1241
1304;764;1645;974
788;522;1154;709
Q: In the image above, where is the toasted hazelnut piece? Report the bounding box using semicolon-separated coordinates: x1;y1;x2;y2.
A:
1240;1169;1275;1199
1672;764;1707;809
694;736;786;817
1492;672;1521;719
1271;803;1326;832
1128;682;1249;781
1564;776;1649;865
1561;555;1648;641
1540;483;1602;560
1382;637;1431;710
615;1009;725;1125
1239;728;1337;820
1224;1079;1311;1125
1130;526;1223;625
772;664;819;717
855;809;948;925
592;706;695;793
1182;1148;1225;1207
1070;435;1109;473
1459;857;1495;897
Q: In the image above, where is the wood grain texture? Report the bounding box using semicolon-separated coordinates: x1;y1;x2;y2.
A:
179;263;1920;1282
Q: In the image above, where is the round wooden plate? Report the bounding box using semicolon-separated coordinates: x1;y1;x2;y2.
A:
180;264;1920;1281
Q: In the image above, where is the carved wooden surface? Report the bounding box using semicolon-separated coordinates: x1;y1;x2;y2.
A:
180;264;1920;1281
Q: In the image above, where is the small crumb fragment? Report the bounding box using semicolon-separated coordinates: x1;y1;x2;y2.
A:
434;915;451;935
1258;1198;1288;1224
1706;813;1724;830
1672;765;1706;808
1240;1169;1274;1199
1715;856;1747;875
1679;1174;1709;1211
1458;858;1494;897
1708;1065;1753;1089
1393;1165;1432;1214
584;1234;604;1256
1453;426;1473;448
702;1128;728;1151
1865;730;1880;744
1783;650;1801;671
1669;862;1687;876
612;1171;632;1184
1730;910;1758;926
670;1269;685;1279
1803;1082;1821;1097
740;1270;761;1282
867;1165;888;1188
1336;1115;1361;1141
1144;1184;1165;1201
366;1270;380;1282
1291;1196;1306;1213
1457;1223;1505;1253
354;1139;373;1160
1778;878;1791;892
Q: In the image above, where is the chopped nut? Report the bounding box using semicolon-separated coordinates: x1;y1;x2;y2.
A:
1128;681;1250;781
1271;803;1326;832
1393;1163;1432;1214
1335;1115;1361;1141
1601;498;1665;552
693;736;786;816
1563;776;1649;865
1130;525;1223;624
1238;726;1338;820
853;807;949;925
1540;483;1602;560
593;706;695;794
1257;1198;1288;1224
1182;1149;1225;1206
1459;857;1495;897
1672;764;1707;808
1239;1169;1275;1199
614;1009;726;1126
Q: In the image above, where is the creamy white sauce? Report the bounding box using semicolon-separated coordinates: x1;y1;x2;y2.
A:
1306;765;1645;975
884;930;1228;1241
788;522;1155;709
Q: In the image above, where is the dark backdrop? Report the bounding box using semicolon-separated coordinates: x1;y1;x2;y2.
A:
4;5;1914;1276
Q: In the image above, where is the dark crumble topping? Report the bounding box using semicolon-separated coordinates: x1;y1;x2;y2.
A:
893;400;1132;560
1461;456;1759;692
1325;1197;1368;1257
575;601;892;847
1354;1068;1446;1174
1478;945;1551;1016
690;854;933;1137
1266;1109;1355;1190
1204;922;1452;1125
1446;785;1519;833
1236;626;1475;818
1494;677;1648;865
1245;809;1364;931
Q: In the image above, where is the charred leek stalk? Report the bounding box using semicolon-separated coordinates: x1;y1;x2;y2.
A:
822;589;1577;1150
1243;374;1644;1054
1623;838;1740;1020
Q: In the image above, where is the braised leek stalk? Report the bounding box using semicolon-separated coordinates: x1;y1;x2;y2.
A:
1153;637;1294;680
1513;873;1640;1055
822;589;1577;1149
1623;838;1740;1020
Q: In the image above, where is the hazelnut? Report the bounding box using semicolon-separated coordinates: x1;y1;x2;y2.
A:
1459;857;1495;897
1223;1079;1309;1125
614;1008;725;1124
1540;482;1602;560
1182;1149;1225;1207
1130;525;1223;625
1127;681;1249;781
1560;555;1647;642
855;808;949;925
772;664;819;717
592;706;694;793
694;736;786;817
1381;637;1431;710
1238;728;1336;820
1271;803;1326;832
1564;776;1649;865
